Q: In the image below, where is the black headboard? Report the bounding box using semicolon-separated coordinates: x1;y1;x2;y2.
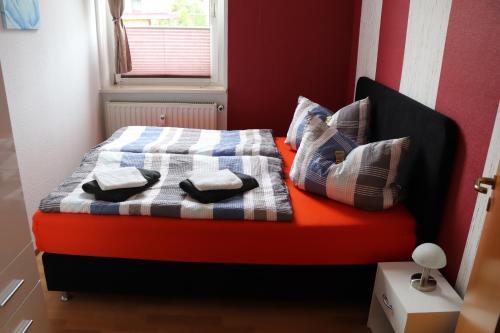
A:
355;77;458;243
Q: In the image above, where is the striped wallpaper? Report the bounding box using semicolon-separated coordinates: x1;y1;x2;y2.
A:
352;0;500;283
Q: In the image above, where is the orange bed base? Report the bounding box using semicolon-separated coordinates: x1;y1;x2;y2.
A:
32;137;416;265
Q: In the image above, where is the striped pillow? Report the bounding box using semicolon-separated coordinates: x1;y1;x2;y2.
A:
290;114;409;211
285;97;371;151
326;97;371;145
285;96;333;150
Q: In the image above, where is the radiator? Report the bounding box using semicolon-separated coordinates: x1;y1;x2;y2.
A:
104;102;218;137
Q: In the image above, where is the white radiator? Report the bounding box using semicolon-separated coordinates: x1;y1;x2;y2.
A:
104;102;218;137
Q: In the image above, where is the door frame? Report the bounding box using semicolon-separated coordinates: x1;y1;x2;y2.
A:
455;101;500;297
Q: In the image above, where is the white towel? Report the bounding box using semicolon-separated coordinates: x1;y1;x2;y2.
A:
189;169;243;191
94;167;147;191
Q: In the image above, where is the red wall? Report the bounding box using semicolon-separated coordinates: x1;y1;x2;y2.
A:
345;0;362;103
375;0;409;90
369;0;499;282
436;0;500;281
228;0;499;283
228;0;356;136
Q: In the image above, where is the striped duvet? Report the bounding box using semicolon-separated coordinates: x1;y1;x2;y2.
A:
98;126;281;158
39;127;292;221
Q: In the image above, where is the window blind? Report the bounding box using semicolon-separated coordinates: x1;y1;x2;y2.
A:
124;26;211;77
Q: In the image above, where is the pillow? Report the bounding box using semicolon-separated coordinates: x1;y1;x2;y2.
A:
290;114;409;211
285;96;333;150
285;96;371;151
326;97;371;144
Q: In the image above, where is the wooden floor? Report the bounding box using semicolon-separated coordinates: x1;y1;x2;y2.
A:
37;255;371;333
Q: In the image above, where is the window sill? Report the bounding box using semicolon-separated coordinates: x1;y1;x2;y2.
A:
100;85;227;95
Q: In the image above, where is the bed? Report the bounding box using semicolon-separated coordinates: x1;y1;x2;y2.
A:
32;77;457;296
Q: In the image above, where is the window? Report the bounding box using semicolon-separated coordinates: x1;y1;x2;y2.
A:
114;0;226;86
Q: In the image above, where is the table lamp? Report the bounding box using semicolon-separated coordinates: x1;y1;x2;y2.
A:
411;243;447;292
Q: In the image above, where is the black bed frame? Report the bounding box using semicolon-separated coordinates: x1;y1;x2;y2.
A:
41;77;458;298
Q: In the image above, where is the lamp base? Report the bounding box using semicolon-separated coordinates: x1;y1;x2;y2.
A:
410;273;437;292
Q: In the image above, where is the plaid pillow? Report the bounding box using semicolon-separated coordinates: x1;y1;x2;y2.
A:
285;96;333;150
326;97;371;145
285;97;371;151
290;114;409;211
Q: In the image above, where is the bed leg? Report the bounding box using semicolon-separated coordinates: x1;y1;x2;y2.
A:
60;292;71;302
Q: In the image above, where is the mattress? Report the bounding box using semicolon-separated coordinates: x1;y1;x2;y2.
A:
32;137;416;265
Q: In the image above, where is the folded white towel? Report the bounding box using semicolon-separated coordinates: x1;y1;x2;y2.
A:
189;169;243;191
94;167;147;191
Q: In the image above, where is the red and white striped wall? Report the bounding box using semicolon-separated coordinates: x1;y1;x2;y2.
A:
352;0;500;284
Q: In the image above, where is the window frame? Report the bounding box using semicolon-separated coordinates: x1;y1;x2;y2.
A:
101;0;227;88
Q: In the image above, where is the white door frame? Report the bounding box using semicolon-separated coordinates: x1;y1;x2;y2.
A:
455;101;500;297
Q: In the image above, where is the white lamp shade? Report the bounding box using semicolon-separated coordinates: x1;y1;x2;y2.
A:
412;243;447;269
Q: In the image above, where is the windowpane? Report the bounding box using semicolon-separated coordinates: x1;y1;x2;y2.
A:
122;0;211;78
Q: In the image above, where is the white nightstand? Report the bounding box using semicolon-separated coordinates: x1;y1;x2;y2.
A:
367;262;462;333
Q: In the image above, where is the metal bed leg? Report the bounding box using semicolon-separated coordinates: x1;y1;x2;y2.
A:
60;291;71;302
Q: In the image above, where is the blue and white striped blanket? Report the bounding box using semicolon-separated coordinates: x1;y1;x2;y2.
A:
98;126;281;158
39;137;292;221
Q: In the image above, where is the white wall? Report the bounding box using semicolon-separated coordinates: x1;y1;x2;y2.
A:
0;0;103;226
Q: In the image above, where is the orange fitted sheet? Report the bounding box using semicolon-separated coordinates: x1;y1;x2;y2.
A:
32;137;416;265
